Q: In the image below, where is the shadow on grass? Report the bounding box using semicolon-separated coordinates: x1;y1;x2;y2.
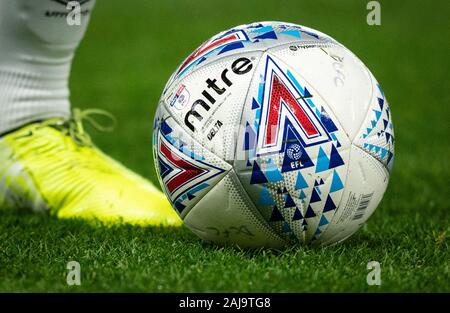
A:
0;210;402;259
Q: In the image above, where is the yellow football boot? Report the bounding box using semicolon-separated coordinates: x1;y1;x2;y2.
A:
0;109;182;227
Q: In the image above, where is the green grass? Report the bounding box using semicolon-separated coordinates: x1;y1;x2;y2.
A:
0;212;448;292
1;0;449;292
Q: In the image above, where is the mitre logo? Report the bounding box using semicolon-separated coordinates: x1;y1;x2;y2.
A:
183;57;253;132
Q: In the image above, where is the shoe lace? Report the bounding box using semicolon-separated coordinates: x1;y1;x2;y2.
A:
38;108;117;146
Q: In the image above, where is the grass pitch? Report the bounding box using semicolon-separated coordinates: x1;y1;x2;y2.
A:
0;0;449;292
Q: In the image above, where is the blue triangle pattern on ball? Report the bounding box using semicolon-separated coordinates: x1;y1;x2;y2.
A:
280;29;301;38
258;186;275;206
310;188;321;203
378;97;384;110
373;109;382;121
318;214;329;226
265;159;284;182
323;195;337;212
197;56;207;65
250;161;268;184
218;41;245;54
292;207;303;220
157;156;172;179
330;170;344;192
314;186;322;196
328;144;345;169
255;31;277;40
243;122;256;151
385;132;391;143
251;98;260;110
315;147;330;173
270;206;284;222
284;193;296;208
315;108;321;118
320;107;338;133
251;25;273;33
303;87;312;98
305;205;316;218
299;190;306;201
160;120;173;135
174;201;186;213
295;171;308;190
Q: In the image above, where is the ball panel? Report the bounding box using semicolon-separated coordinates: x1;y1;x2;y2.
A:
318;144;390;245
353;74;395;172
184;169;287;248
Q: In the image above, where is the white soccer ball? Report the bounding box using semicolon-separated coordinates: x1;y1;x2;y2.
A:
153;21;395;248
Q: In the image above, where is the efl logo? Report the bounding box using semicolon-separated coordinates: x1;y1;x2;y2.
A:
176;30;248;77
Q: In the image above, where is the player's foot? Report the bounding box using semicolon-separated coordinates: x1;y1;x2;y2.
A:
0;109;182;227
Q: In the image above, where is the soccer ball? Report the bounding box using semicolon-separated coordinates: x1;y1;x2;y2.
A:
153;21;394;248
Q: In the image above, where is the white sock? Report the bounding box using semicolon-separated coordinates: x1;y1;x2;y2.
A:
0;0;96;135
